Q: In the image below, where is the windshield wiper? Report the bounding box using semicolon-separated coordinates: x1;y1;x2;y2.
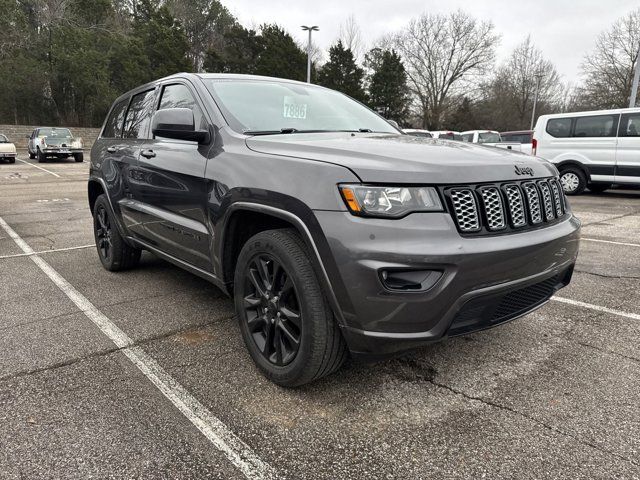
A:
243;128;299;135
243;127;385;136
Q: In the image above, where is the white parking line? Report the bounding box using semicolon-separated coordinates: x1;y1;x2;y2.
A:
0;216;276;480
16;158;61;178
582;237;640;248
553;296;640;321
0;244;94;260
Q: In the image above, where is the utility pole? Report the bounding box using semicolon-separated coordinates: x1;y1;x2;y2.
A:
629;42;640;108
301;25;319;83
530;72;544;130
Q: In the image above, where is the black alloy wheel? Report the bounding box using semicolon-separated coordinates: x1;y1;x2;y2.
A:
242;254;302;366
95;204;113;263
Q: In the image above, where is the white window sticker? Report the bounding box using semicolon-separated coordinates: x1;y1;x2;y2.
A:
283;96;307;119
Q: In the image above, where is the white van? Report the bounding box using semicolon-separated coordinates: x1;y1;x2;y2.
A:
533;108;640;195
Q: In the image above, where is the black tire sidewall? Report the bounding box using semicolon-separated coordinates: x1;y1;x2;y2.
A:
234;230;330;386
560;167;586;195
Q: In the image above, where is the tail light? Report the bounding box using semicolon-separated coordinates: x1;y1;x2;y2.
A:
532;137;537;156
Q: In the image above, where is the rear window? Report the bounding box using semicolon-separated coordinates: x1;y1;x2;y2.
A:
546;118;572;138
478;132;500;143
573;115;617;138
103;99;129;138
502;133;532;143
123;89;156;139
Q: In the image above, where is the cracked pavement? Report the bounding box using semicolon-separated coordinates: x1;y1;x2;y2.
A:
1;155;640;479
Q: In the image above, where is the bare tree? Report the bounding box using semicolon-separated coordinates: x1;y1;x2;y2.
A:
338;14;364;61
579;8;640;109
389;10;499;129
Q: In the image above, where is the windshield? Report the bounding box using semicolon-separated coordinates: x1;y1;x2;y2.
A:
478;132;500;143
39;128;72;138
0;134;7;142
203;79;398;135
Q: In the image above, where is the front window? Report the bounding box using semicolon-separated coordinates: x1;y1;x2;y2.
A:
478;132;500;143
203;79;398;135
0;134;7;143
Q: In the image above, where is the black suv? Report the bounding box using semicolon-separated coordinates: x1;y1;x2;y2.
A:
89;73;580;386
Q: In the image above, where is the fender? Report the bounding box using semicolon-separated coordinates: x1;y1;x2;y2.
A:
88;176;132;244
221;202;348;327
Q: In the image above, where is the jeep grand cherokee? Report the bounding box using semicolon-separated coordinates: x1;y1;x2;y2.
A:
88;73;580;386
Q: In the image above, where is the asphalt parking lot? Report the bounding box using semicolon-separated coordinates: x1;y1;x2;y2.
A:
1;154;640;479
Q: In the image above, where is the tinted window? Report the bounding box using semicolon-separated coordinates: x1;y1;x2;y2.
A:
103;99;129;138
620;113;640;137
159;83;206;130
573;115;617;138
123;89;156;139
502;133;532;143
461;133;474;142
546;118;572;138
478;132;500;143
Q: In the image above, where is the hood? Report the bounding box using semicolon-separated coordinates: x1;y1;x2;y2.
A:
41;135;73;147
246;133;556;184
0;142;16;154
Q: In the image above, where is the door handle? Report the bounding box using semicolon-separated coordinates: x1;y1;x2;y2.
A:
107;146;117;153
141;149;156;159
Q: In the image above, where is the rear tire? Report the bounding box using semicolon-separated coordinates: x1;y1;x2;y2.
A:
234;229;348;387
74;153;84;162
559;166;586;195
588;183;612;194
93;194;141;271
8;157;15;164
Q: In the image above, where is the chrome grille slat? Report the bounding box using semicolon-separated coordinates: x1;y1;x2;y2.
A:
549;179;564;216
522;182;543;224
479;187;506;231
450;189;481;232
538;181;555;221
504;184;527;228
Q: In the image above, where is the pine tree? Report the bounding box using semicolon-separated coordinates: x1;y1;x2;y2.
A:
317;41;366;102
367;49;409;122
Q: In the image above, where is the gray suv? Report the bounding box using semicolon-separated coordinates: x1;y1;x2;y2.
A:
88;73;580;386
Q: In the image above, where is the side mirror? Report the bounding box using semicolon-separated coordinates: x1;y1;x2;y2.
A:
25;135;30;139
151;108;210;144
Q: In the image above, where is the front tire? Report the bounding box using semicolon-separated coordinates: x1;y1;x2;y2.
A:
234;229;348;387
29;151;35;159
74;153;84;162
93;194;141;271
559;167;586;195
37;149;46;163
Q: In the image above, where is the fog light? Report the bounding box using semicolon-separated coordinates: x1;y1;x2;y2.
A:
380;269;442;291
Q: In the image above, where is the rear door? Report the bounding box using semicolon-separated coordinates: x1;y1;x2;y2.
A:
572;114;619;180
134;81;212;271
615;112;640;184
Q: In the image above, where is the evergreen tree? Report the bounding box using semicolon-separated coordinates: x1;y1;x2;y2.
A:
203;24;263;74
367;48;409;121
254;24;307;81
317;41;366;102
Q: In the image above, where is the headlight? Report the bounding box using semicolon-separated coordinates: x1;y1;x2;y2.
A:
339;184;443;218
71;138;83;148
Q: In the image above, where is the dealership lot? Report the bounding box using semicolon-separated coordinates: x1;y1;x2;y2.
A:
1;155;640;479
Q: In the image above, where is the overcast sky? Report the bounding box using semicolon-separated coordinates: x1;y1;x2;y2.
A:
225;0;638;84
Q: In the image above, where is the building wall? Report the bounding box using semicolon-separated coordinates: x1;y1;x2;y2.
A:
0;125;101;150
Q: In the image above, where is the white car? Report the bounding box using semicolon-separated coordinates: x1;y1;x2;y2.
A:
533;107;640;195
27;127;84;163
402;129;432;138
0;134;16;164
430;130;463;141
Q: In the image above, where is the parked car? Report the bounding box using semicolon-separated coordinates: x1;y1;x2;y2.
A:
533;107;640;194
430;130;463;141
89;73;580;386
27;127;84;162
501;130;534;155
461;130;523;152
0;134;16;163
403;129;432;138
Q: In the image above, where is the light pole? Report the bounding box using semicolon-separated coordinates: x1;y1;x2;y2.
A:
301;25;319;83
629;42;640;108
530;72;544;130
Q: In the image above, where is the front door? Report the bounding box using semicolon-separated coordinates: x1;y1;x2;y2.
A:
133;82;212;271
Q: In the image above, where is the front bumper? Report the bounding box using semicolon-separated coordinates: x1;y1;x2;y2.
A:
314;210;581;357
42;148;83;155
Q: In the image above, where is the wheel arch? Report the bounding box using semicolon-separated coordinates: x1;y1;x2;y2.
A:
219;202;348;327
555;160;590;178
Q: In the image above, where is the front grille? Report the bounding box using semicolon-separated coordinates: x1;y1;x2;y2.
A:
449;270;571;336
446;178;566;236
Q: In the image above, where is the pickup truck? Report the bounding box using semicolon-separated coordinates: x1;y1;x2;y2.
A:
27;127;84;162
461;130;523;153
